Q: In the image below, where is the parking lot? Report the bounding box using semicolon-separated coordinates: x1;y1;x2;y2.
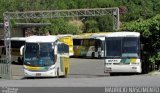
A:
0;58;160;87
11;58;160;79
11;58;106;79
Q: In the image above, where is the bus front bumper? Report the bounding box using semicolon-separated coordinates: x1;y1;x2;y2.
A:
104;65;142;73
24;69;57;77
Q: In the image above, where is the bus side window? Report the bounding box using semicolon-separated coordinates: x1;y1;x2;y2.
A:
58;43;64;54
57;44;62;54
58;43;69;54
73;39;81;46
63;44;69;54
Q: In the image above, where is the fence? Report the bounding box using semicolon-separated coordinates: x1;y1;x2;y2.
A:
0;58;11;79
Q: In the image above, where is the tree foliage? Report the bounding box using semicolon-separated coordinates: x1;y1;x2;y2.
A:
1;0;160;65
121;14;160;64
1;0;160;33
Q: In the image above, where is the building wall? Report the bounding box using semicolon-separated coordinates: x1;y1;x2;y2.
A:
0;28;3;39
0;28;24;39
11;28;24;37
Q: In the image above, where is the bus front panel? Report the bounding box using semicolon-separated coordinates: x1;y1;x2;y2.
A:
104;36;141;73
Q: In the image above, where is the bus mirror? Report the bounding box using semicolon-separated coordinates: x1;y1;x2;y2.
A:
20;45;24;55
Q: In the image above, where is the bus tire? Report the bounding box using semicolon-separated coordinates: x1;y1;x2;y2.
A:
110;73;116;76
98;55;101;58
18;57;22;64
92;52;95;58
25;77;29;79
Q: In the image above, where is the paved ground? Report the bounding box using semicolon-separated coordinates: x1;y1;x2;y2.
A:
1;72;160;87
0;58;160;87
11;58;106;79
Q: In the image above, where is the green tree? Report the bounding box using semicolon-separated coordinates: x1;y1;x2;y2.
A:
121;14;160;66
96;16;113;32
84;20;99;33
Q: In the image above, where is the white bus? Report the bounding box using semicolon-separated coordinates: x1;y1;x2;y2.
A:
21;36;70;77
90;34;107;58
0;37;26;64
104;32;142;74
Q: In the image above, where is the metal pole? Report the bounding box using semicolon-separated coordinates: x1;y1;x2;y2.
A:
112;8;120;30
117;8;120;30
3;13;11;79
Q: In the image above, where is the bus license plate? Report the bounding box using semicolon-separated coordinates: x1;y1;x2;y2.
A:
36;73;41;76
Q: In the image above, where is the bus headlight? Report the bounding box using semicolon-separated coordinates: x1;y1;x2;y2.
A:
106;67;112;69
104;67;112;73
105;63;112;65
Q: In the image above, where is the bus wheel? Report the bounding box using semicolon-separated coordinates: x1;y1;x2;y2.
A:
18;57;22;64
110;73;116;76
92;52;95;58
98;55;101;58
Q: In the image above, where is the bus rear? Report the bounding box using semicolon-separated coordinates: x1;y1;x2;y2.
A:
104;32;141;74
58;35;74;56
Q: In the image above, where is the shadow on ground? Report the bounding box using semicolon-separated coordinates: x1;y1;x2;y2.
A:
12;61;23;65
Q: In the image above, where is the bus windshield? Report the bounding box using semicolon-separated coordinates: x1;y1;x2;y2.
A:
106;37;139;58
24;43;54;67
106;37;122;57
122;37;139;58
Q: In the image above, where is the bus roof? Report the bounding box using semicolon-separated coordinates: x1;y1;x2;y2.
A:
90;32;110;40
73;33;94;39
73;32;110;39
26;36;57;43
105;32;140;37
1;37;26;41
91;32;110;37
90;36;105;41
10;37;26;41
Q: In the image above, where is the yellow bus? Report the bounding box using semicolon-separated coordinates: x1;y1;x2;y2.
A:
0;37;26;64
73;38;102;58
58;35;74;56
73;33;107;58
